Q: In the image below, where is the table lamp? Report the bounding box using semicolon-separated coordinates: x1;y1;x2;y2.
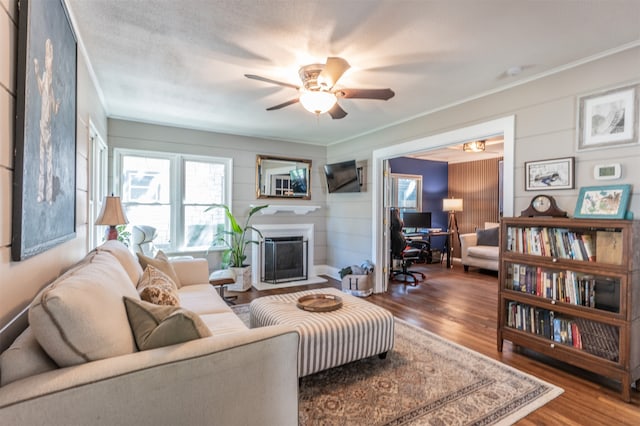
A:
95;195;129;241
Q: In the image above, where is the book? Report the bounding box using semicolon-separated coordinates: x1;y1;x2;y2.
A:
581;233;596;261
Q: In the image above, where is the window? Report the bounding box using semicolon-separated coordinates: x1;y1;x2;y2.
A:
390;173;423;215
88;125;108;249
114;149;231;252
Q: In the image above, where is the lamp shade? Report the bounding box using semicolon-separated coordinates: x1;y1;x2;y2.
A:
95;195;129;226
443;198;463;212
299;90;337;114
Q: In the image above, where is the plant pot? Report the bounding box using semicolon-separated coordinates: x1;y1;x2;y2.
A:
227;265;252;292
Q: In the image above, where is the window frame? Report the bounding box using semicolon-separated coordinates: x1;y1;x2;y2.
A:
390;173;423;213
113;148;232;253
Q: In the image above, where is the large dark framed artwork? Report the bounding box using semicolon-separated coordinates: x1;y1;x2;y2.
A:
12;0;77;261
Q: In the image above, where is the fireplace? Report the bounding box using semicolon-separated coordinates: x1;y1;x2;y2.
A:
262;236;308;283
251;223;325;289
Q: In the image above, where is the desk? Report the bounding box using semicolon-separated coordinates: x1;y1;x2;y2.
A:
405;231;452;268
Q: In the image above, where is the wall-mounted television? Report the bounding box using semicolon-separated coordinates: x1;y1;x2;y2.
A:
324;160;360;193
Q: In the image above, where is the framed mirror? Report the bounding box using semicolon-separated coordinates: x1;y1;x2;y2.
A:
256;155;312;200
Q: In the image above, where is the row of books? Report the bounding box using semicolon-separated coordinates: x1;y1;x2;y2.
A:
506;301;621;361
506;226;596;261
505;263;608;307
506;302;583;348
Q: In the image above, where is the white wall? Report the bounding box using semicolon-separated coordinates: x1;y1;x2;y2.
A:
326;47;640;270
0;0;107;332
107;119;328;269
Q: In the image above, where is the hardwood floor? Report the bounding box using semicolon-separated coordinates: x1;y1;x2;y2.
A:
233;263;640;425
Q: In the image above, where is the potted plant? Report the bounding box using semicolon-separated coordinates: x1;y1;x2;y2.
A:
205;204;268;291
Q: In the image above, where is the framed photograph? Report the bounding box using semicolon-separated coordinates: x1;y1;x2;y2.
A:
12;0;77;260
577;84;639;150
525;157;574;191
574;184;632;219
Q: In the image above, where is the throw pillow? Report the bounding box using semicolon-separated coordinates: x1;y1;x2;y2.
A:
0;327;58;386
136;250;182;288
28;252;139;367
123;297;212;351
138;265;180;306
476;226;499;246
96;240;144;284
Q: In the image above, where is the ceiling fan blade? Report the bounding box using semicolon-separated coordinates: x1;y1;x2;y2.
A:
266;98;300;111
245;74;300;90
327;103;348;119
336;88;395;100
318;57;350;89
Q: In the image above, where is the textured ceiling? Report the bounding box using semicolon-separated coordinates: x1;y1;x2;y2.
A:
65;0;640;146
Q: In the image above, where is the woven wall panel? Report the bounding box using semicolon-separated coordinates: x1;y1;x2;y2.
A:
448;158;502;256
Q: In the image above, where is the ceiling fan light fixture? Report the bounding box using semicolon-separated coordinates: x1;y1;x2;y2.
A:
463;140;486;153
299;90;337;114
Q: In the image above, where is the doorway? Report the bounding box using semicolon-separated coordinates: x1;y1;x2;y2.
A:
371;116;515;292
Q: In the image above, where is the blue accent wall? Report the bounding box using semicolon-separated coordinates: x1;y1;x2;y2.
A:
389;157;449;231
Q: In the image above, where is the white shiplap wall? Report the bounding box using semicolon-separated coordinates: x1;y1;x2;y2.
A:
0;0;107;333
107;119;328;270
326;46;640;271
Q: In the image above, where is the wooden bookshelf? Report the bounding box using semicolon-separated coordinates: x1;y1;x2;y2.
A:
497;217;640;402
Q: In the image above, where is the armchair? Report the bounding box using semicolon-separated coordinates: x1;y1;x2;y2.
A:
131;225;158;257
130;225;193;260
460;222;500;272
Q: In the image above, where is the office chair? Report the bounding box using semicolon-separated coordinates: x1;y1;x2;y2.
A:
389;209;429;285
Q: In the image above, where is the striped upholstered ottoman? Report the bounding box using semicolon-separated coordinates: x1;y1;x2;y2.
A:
250;287;394;377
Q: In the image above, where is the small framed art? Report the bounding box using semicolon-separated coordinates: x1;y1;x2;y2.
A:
574;184;632;219
577;84;639;151
525;157;574;191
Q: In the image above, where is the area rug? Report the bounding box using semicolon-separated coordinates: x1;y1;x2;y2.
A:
232;304;563;425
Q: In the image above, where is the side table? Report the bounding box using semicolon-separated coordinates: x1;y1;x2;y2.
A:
208;269;238;305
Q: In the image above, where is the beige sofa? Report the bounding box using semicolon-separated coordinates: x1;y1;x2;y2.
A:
460;222;500;272
0;241;299;425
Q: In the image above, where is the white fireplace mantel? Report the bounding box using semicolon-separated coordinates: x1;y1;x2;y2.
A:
251;223;325;290
252;205;321;215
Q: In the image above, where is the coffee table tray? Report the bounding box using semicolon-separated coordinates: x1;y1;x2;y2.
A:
296;294;343;312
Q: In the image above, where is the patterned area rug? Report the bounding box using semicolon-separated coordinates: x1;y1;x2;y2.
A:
232;304;563;425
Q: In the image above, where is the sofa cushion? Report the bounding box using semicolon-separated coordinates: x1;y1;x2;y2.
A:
137;265;180;306
123;297;212;351
178;284;232;315
0;327;58;386
137;251;182;288
468;245;499;260
476;226;499;246
96;240;144;284
28;252;139;367
199;312;248;335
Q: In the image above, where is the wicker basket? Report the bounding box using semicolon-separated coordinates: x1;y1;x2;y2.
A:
575;318;619;362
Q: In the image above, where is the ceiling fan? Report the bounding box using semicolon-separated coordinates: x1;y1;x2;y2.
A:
245;57;395;119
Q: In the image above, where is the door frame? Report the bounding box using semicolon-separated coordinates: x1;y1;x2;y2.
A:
371;115;515;293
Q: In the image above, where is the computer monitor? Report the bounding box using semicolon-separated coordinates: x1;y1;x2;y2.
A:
402;212;432;231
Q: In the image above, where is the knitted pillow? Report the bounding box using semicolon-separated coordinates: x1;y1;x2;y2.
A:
137;265;180;306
